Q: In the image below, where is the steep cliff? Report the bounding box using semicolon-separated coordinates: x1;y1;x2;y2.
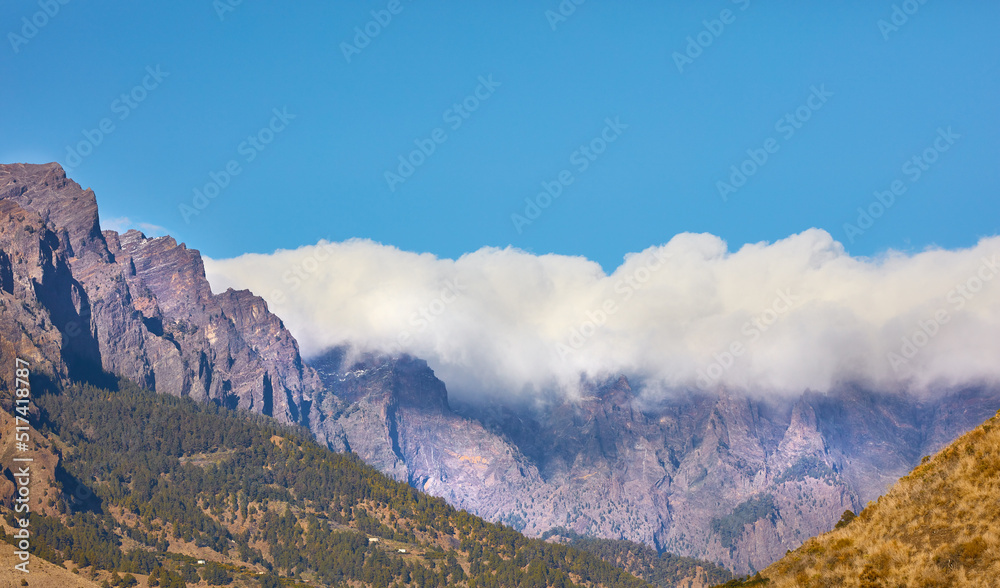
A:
309;348;546;521
0;162;320;424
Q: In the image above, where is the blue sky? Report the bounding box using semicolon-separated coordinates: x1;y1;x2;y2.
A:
2;1;998;271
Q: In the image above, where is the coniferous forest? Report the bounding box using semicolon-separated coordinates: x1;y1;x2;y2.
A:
1;378;655;588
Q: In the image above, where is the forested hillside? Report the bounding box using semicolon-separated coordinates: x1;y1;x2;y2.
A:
0;377;654;588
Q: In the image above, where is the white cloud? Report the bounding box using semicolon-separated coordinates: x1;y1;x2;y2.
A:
203;229;1000;402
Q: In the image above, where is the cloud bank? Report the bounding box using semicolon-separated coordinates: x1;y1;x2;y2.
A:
203;229;1000;402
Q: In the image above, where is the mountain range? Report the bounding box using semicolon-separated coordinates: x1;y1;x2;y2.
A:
1;162;997;576
309;348;998;572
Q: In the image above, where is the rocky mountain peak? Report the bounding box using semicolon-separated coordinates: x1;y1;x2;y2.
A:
311;346;449;411
0;163;107;261
596;374;633;402
0;163;322;425
775;399;826;465
114;229;214;319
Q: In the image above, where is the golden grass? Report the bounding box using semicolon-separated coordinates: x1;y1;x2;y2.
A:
756;410;1000;587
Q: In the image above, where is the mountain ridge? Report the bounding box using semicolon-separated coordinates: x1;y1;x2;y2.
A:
2;162;998;575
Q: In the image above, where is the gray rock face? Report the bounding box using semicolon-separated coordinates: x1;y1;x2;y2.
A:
309;348;544;517
0;163;320;424
308;345;999;573
0;197;93;380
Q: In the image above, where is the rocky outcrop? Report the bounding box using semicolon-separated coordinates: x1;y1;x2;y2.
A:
309;348;544;519
0;163;320;424
509;382;998;573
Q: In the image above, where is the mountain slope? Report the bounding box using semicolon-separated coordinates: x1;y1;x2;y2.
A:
486;382;1000;573
738;409;1000;587
0;540;102;588
0;375;654;588
309;348;547;523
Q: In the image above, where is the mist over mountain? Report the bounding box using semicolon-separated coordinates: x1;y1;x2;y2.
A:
204;233;1000;404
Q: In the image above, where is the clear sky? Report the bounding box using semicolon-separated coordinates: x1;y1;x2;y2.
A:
2;1;998;271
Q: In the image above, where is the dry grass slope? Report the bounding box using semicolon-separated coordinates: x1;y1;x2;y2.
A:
744;409;1000;588
0;541;101;587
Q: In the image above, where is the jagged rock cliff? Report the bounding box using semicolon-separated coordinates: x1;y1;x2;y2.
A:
0;162;320;424
309;348;545;518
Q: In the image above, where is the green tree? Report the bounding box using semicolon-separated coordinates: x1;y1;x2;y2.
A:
834;509;857;529
201;562;233;586
180;562;200;583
